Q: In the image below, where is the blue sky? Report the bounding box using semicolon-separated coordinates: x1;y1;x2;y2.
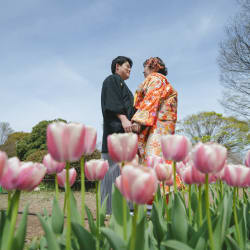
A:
0;0;239;146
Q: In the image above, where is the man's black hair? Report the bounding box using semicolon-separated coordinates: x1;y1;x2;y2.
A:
111;56;133;74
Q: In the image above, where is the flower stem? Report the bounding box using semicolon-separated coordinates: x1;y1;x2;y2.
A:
205;174;214;250
236;187;239;206
162;181;167;220
55;174;59;201
66;162;71;250
129;203;138;250
123;197;127;241
198;185;202;227
173;161;177;193
80;156;85;227
7;192;12;215
219;180;223;200
233;187;243;249
188;184;192;224
6;190;21;250
243;188;248;204
63;189;66;214
96;181;100;250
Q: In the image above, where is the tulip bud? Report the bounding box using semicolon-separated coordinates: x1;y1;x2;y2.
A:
182;166;193;185
16;162;46;191
224;164;250;187
0;151;7;179
245;150;250;167
108;133;138;163
43;154;66;174
47;122;85;162
119;164;157;204
85;159;109;181
57;168;77;188
154;163;172;182
161;135;192;162
0;157;21;190
0;158;46;191
146;155;164;168
192;142;227;174
82;126;97;155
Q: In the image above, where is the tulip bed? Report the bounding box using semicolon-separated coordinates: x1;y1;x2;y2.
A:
0;122;249;250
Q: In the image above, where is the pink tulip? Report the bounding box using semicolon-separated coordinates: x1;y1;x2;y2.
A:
16;162;46;191
182;152;192;165
181;160;215;184
82;126;97;155
129;154;139;166
161;135;192;162
0;157;22;190
154;163;172;182
182;166;193;185
43;154;66;174
85;159;109;181
119;154;140;170
192;142;227;174
0;158;46;191
115;175;122;190
57;168;77;188
47;122;85;162
176;161;186;176
107;133;138;163
0;151;7;179
224;164;250;187
146;155;164;168
165;176;174;186
118;164;157;204
245;150;250;167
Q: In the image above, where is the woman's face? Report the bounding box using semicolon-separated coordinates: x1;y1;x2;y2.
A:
143;66;153;78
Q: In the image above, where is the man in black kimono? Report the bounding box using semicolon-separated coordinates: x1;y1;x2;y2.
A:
101;56;135;214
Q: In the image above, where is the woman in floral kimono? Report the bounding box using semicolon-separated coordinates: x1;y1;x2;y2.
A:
132;57;183;190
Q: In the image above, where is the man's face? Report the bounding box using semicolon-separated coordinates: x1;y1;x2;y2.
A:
116;61;131;80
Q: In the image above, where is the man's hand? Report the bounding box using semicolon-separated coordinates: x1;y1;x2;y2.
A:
132;122;141;133
117;114;133;133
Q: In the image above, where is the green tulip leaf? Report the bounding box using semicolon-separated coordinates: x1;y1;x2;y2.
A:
162;240;194;250
51;197;64;235
13;204;29;250
100;195;108;227
85;205;97;235
38;215;60;250
150;202;166;245
112;185;129;226
128;216;146;250
72;222;96;250
101;227;126;250
213;193;233;250
171;193;188;243
70;190;81;224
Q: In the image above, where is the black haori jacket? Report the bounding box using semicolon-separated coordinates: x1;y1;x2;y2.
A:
101;74;135;153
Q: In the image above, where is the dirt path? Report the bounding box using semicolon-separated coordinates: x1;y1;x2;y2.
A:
0;191;96;244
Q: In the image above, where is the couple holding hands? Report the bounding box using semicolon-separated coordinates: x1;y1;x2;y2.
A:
101;56;178;214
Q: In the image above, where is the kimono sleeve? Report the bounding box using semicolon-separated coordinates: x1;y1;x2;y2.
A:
101;76;126;115
132;76;172;126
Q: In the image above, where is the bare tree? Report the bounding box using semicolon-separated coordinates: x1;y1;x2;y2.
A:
0;122;14;145
218;0;250;120
176;112;250;163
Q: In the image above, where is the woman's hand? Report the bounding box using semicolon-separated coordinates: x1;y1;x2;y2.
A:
132;122;141;133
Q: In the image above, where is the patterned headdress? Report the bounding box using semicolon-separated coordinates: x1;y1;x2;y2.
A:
144;57;165;72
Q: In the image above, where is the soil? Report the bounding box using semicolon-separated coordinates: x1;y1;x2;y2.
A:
0;190;96;245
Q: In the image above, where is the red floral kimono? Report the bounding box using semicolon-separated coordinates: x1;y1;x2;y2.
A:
132;72;184;192
132;72;177;163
